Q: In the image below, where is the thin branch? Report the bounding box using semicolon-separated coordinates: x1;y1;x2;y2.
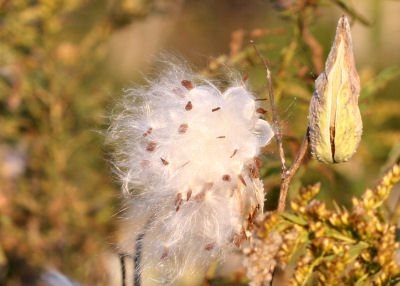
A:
250;40;287;174
329;0;370;25
277;128;310;212
302;17;324;75
251;40;310;212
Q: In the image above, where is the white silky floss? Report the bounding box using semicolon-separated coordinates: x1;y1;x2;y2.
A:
107;65;274;282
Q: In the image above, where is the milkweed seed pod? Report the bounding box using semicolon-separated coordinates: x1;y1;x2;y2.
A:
107;63;274;282
308;16;362;164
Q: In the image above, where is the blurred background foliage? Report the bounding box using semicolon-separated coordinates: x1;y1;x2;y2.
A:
0;0;399;285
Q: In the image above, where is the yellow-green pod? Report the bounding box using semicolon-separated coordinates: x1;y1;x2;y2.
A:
308;16;362;164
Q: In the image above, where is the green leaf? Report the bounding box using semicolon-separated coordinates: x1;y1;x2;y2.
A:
346;243;369;263
361;66;400;100
325;228;357;243
355;273;369;286
280;212;307;225
322;254;337;261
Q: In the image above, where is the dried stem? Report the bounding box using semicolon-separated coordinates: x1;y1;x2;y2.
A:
250;40;310;212
133;218;152;286
134;231;145;286
389;186;400;222
250;40;287;174
329;0;370;26
302;17;324;75
277;129;310;212
120;254;127;286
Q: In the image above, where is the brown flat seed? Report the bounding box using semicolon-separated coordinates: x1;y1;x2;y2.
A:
146;141;156;152
249;165;259;178
187;189;192;201
233;234;243;247
205;244;214;251
241;230;247;240
222;174;231;181
181;80;194;90
175;193;182;206
212;107;221;112
251;205;259;221
178;123;188;134
161;247;168;259
254;157;262;168
247;206;259;230
175;193;183;211
230;149;238;158
161;158;169;165
143;127;153;137
256;107;267;114
217;136;226;139
242;73;249;84
238;174;247;186
185;101;192;111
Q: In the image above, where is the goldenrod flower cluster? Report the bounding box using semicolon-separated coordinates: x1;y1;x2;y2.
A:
246;164;400;286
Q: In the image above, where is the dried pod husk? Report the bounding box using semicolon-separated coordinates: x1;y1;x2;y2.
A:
308;16;362;164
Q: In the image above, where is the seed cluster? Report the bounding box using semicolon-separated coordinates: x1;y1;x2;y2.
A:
107;65;274;282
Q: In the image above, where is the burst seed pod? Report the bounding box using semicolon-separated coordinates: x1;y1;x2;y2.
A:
107;62;274;282
308;16;362;164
